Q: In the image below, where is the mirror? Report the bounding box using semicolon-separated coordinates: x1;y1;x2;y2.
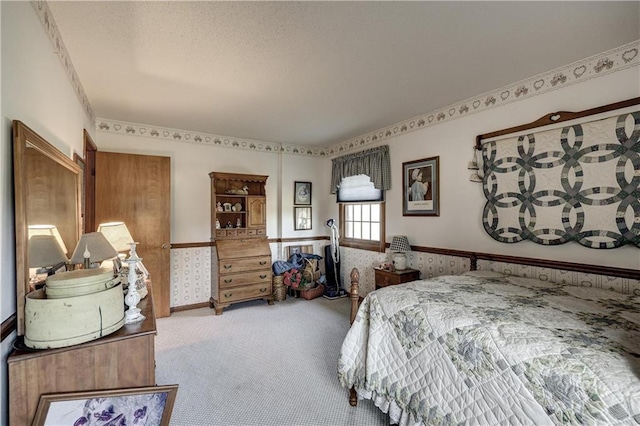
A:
13;120;82;336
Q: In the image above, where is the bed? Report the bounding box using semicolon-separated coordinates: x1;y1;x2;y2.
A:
338;268;640;425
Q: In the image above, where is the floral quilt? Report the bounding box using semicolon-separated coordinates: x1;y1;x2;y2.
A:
338;271;640;425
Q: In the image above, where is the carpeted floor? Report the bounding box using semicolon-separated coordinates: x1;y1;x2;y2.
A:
155;295;390;425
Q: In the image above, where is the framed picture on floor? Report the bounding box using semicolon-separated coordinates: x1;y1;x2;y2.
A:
294;181;312;205
32;385;179;426
402;156;440;216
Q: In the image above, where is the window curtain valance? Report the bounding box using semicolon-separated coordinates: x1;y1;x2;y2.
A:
330;145;391;194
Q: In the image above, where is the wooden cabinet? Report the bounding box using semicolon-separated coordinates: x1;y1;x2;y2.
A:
8;288;157;425
210;172;267;240
209;172;272;315
247;196;266;228
374;268;420;289
211;239;273;315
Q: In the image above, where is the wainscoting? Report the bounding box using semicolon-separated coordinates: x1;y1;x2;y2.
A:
477;260;639;295
170;246;212;308
331;247;639;297
169;240;331;309
169;242;639;310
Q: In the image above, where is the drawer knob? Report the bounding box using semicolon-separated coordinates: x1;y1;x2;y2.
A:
223;264;233;269
259;274;267;279
259;261;267;265
224;279;233;283
224;292;232;298
259;287;267;293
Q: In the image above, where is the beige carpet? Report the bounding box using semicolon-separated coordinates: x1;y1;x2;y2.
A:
155;295;390;425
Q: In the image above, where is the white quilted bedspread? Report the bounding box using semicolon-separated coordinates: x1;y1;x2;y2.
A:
338;273;640;425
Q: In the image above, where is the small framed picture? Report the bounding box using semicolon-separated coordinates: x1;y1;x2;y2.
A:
294;206;312;230
32;385;179;426
294;181;312;205
403;156;440;216
288;246;302;256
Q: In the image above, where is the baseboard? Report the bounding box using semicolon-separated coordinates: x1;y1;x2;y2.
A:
170;302;210;313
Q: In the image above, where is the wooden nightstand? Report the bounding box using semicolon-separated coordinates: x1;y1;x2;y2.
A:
374;268;420;289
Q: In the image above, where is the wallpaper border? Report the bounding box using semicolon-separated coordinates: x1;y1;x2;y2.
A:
32;0;638;157
31;1;95;122
95;41;639;157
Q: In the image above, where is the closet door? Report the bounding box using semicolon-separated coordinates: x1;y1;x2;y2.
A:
95;152;171;318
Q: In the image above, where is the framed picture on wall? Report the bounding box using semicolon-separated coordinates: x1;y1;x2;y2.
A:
402;156;440;216
294;181;312;205
32;385;179;426
294;206;312;230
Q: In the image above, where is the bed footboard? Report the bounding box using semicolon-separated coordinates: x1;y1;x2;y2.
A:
349;268;360;325
348;268;360;406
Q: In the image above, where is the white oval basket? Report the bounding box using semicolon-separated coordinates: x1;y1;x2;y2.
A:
45;268;119;299
24;284;125;349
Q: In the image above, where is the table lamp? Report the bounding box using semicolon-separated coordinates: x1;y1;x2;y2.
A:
97;221;149;278
389;235;411;270
28;235;68;275
70;232;118;269
97;221;134;251
28;224;68;255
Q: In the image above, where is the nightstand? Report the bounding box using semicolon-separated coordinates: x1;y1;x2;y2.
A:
374;268;420;289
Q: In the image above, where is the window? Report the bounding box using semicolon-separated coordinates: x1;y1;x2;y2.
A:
337;175;386;252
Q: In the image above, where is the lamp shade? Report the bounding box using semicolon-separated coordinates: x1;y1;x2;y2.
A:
29;235;68;268
70;232;118;265
389;235;411;253
28;224;68;255
97;221;134;252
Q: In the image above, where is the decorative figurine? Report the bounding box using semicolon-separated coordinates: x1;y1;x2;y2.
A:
216;202;223;212
226;221;233;228
216;218;221;229
236;217;242;228
225;185;249;195
124;242;145;324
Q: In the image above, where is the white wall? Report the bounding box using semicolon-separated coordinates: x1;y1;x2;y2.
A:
1;3;95;423
97;132;328;243
325;66;640;271
280;154;330;238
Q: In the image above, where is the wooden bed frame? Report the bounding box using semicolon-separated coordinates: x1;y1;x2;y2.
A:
345;253;638;406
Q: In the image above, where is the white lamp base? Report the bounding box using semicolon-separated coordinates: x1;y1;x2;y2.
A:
392;253;407;270
125;306;145;324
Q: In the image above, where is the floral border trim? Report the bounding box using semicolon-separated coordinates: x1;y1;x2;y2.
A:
326;40;639;157
97;40;638;158
31;1;95;123
95;118;327;157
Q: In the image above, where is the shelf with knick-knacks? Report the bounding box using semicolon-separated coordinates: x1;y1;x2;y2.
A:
210;172;267;240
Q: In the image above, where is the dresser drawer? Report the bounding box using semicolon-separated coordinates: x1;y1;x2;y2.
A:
219;282;271;303
374;268;420;289
219;256;271;274
219;269;272;288
216;229;239;238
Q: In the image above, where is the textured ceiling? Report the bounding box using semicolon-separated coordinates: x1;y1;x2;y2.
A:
47;1;639;147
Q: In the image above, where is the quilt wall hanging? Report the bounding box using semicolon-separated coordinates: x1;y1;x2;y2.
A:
476;97;640;249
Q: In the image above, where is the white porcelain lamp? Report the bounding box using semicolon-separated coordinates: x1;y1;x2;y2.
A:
389;235;411;271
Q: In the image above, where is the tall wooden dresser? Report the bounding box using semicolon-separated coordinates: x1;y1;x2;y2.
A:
209;172;273;315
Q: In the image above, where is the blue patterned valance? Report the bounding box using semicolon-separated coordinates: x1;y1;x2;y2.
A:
330;145;391;194
480;107;640;249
